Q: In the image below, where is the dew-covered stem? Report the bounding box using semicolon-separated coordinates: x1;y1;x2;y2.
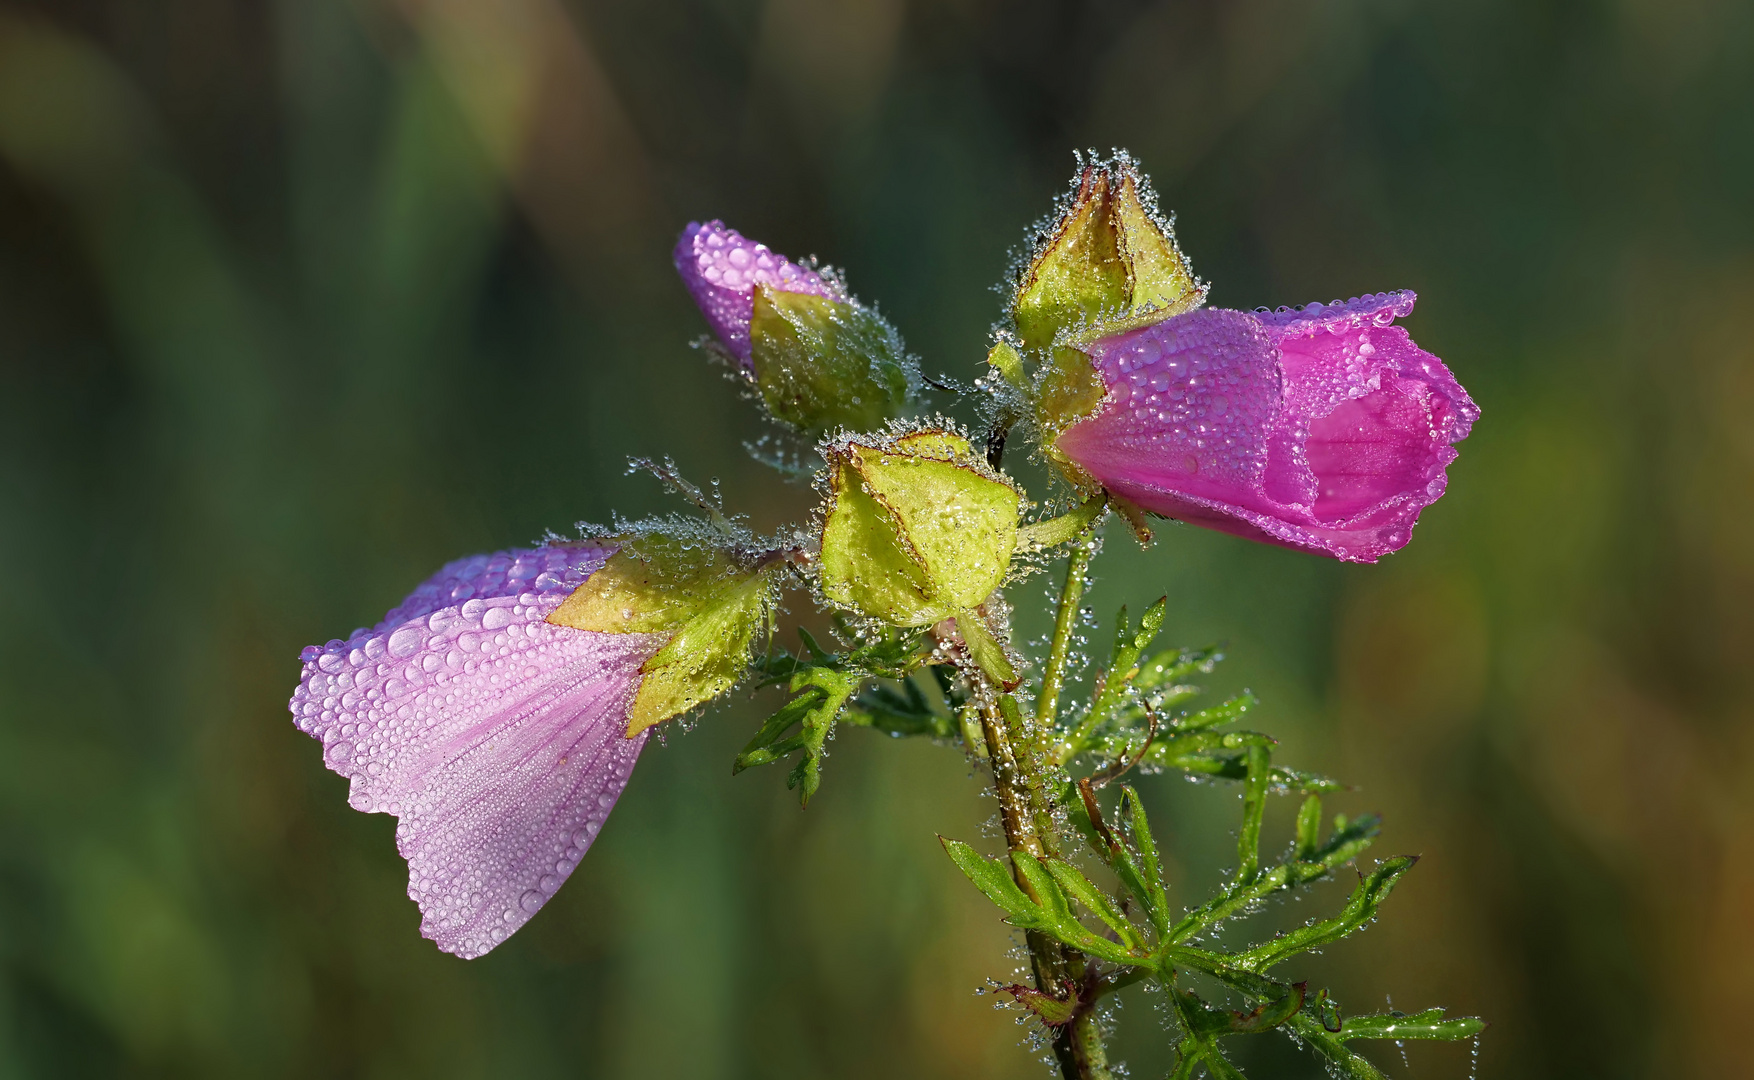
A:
1038;537;1095;729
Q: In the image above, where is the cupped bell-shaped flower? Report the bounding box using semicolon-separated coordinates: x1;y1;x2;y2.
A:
291;532;777;958
290;545;661;958
1054;292;1477;563
675;220;917;434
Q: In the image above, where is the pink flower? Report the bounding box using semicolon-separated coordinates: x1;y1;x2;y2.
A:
673;219;841;366
1055;292;1477;562
289;545;663;958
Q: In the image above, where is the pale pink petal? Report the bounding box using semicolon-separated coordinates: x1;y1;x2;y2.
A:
673;220;841;366
290;544;663;957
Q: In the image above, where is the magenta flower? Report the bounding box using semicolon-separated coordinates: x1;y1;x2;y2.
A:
674;219;841;366
1055;292;1477;562
289;544;663;958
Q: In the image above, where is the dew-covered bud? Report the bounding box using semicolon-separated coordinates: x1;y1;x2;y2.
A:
547;529;776;734
817;429;1021;629
1055;293;1478;563
1011;155;1208;465
675;220;917;434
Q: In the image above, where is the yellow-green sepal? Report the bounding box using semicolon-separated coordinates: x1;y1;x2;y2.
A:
623;569;770;736
1012;168;1131;354
1011;157;1208;457
748;285;915;434
819;430;1022;628
547;533;775;736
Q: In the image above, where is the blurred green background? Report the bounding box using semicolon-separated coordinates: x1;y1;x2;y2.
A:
2;0;1751;1076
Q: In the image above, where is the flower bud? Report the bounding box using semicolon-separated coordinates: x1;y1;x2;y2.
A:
676;220;917;434
1012;155;1203;355
547;529;775;734
1054;293;1478;563
818;429;1021;628
748;284;915;432
1011;155;1208;464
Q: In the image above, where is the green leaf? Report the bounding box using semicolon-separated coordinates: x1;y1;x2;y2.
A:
732;666;859;805
1235;741;1270;883
1310;813;1382;868
1294;794;1323;861
845;674;956;738
1175;691;1257;733
1120;785;1171;936
1240;857;1417;971
956;612;1018;689
1132;645;1222;691
939;838;1044;928
1338;1008;1486;1042
1286;1014;1390;1080
1010;853;1140;966
1043;857;1145;950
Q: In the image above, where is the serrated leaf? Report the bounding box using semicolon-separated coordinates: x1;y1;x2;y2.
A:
733;666;859;805
1011;853;1140;965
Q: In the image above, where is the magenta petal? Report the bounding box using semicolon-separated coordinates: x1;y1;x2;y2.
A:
1057;295;1477;563
673;220;840;366
1055;308;1282;503
290;545;664;958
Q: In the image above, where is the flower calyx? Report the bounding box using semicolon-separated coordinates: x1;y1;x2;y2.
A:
818;428;1022;635
547;527;778;735
748;284;918;434
1011;154;1208;473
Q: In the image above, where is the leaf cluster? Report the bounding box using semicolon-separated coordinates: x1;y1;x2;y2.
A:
940;602;1483;1077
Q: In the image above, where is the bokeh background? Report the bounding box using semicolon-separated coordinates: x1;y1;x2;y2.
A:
2;0;1751;1076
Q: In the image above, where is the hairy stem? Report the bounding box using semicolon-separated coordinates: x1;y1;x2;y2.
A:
973;535;1116;1079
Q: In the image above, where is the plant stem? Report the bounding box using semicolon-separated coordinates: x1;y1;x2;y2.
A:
1037;536;1095;728
979;693;1107;1079
971;532;1117;1080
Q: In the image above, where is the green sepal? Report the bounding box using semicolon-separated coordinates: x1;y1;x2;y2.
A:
548;532;775;735
748;285;915;433
627;570;771;735
819;430;1021;628
1014;158;1206;462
